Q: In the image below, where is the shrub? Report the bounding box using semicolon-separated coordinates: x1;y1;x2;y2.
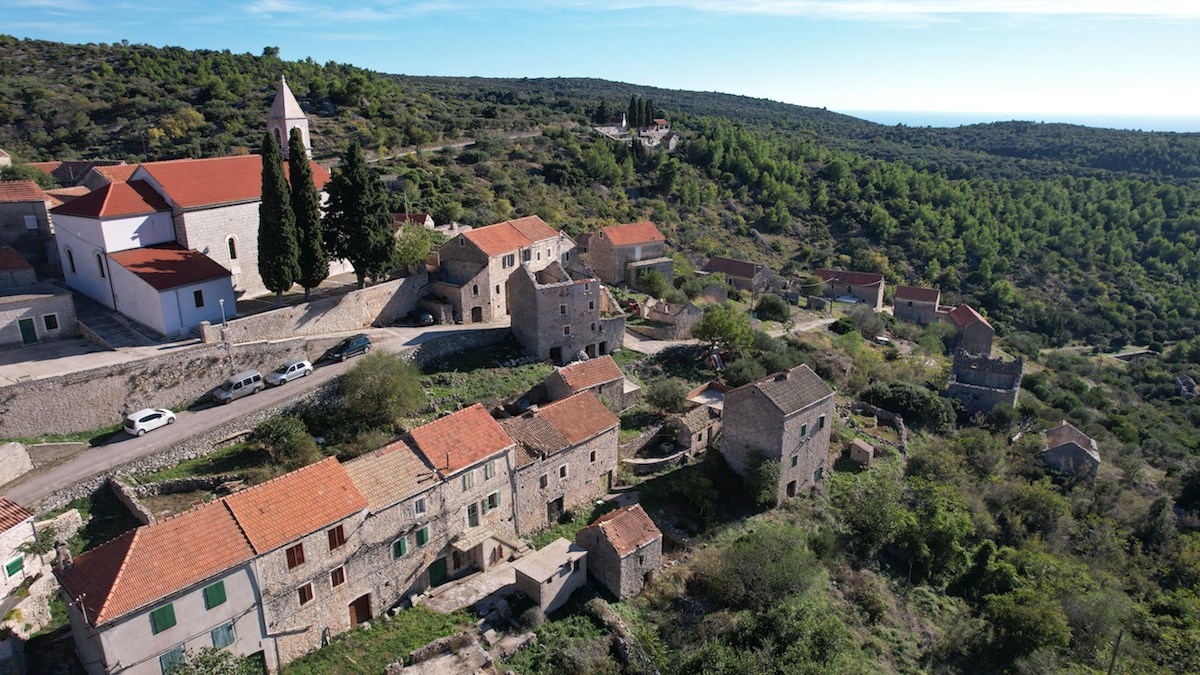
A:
755;293;790;322
254;415;320;469
746;454;780;506
645;378;688;413
338;352;424;432
639;269;670;299
691;522;820;610
724;358;766;387
862;381;956;431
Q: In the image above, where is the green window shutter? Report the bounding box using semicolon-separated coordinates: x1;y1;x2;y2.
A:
5;557;22;578
416;527;429;546
150;603;176;634
203;581;226;610
393;538;407;558
801;424;808;438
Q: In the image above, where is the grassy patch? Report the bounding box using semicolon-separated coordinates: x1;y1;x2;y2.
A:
1;422;124;448
31;592;68;638
135;441;275;484
415;336;553;423
528;501;618;551
501;607;617;675
609;348;644;371
62;488;143;554
281;606;467;675
618;406;662;443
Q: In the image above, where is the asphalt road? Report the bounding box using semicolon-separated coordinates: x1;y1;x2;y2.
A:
5;320;508;508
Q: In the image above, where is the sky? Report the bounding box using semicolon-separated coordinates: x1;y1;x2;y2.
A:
4;0;1200;130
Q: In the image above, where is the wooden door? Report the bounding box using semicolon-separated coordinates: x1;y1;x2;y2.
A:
348;594;371;626
18;318;36;345
429;558;449;587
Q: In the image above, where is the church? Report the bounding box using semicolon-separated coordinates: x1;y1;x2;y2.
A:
49;77;352;336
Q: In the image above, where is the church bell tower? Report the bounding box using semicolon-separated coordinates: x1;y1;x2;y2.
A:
267;75;311;159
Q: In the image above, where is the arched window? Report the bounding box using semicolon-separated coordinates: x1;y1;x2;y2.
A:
65;248;76;274
273;129;282;146
96;253;105;279
472;284;479;297
227;237;238;260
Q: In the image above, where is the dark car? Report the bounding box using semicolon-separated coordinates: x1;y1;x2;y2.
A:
325;334;372;362
414;311;435;327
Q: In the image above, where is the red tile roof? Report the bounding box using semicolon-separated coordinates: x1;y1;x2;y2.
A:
599;221;664;247
108;243;230;291
57;500;254;626
557;356;623;392
0;180;47;203
0;246;33;273
895;285;940;303
461;216;558;257
579;504;661;556
814;269;884;288
343;440;439;512
701;256;763;280
45;186;91;208
537;391;619;445
136;155;330;210
0;497;33;533
88;164;136;183
947;303;991;329
50;180;170;219
409;404;513;475
223;457;366;554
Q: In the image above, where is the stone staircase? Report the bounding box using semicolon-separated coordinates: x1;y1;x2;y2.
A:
71;292;163;349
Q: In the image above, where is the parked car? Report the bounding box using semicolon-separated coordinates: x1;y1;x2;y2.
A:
413;311;435;327
266;359;313;386
124;408;175;436
324;334;372;362
212;370;265;404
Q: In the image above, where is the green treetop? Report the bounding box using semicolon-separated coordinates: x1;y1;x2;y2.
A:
288;128;328;301
258;132;298;307
322;142;396;289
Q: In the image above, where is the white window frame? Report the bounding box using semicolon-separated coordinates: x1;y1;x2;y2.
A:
23;215;38;230
42;313;59;332
414;498;426;515
462;471;475;491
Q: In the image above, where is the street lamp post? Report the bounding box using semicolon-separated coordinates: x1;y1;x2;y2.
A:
219;298;234;375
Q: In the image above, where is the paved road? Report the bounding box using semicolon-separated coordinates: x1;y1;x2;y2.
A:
5;320;509;508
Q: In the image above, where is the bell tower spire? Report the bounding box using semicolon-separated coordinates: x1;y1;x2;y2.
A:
267;75;311;159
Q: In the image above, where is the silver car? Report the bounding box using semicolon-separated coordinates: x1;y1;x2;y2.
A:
212;370;264;404
266;359;313;386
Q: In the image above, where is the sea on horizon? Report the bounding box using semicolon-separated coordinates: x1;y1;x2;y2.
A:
840;110;1200;134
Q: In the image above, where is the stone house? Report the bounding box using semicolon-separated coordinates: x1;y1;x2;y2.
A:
408;404;522;580
1041;421;1100;484
813;269;884;310
720;364;835;503
0;498;35;601
26;160;124;187
543;355;637;412
392;213;435;230
942;303;995;356
513;538;587;616
575;504;662;600
893;285;941;325
431;216;573;324
700;256;775;294
630;299;703;340
57;499;273;675
945;351;1022;416
669;404;721;453
508;261;625;364
587;221;672;289
0;180;57;277
0;282;77;347
77;164;136;192
0;149;9;167
503;392;620;534
222;458;368;667
848;439;875;467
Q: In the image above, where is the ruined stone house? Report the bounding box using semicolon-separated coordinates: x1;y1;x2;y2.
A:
575;504;662;600
813;269;885;310
669;404;721;454
945;351;1022;416
430;216;573;324
587;221;673;289
508;261;625;364
1041;420;1100;484
893;285;941;325
720;364;835;504
699;256;776;294
503;391;620;534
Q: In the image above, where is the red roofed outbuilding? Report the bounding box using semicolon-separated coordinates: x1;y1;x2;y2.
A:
940;303;995;356
588;221;673;290
576;503;663;599
544;355;631;411
814;268;885;310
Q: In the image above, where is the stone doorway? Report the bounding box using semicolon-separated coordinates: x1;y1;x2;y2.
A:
471;306;483;323
547;496;564;524
348;594;372;627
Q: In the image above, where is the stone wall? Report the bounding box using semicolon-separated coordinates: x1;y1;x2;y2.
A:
0;334;342;438
403;328;509;368
200;273;428;345
107;476;153;525
512;426;618;535
0;442;32;485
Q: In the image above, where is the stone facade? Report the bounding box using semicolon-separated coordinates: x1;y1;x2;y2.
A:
543;373;626;412
508;262;625;364
588;227;670;287
959;320;996;357
814;269;884;310
946;351;1023;416
0;512;35;600
511;425;619;535
720;365;835;504
0;198;56;277
0;442;32;486
669;405;721;453
893;286;941;325
0;283;77;346
575;506;662;600
513;538;587;615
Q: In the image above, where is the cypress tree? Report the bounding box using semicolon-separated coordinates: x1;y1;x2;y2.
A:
628;95;638;129
645;98;656;126
258;132;298;307
323;142;395;289
288;128;328;301
637;97;646;128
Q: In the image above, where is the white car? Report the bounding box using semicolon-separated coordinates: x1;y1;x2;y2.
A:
124;408;176;436
266;359;313;386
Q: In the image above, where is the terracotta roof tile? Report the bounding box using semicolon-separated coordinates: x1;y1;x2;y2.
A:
136;155;330;210
0;180;47;203
814;268;884;288
730;364;832;416
579;504;660;556
343;440;439;512
409;404;513;476
895;285;940;303
557;356;623;392
0;497;33;533
87;165;136;183
500;413;569;466
1045;421;1097;453
45;186;91;208
0;247;33;273
537;391;619;445
701;256;763;280
599;221;664;247
108;243;230;291
673;405;719;434
57;500;253;626
222;457;366;554
461;216;558;257
947;303;991;329
26;161;110;185
50;180;170;219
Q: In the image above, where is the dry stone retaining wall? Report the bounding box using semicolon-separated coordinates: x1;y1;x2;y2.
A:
0;442;32;484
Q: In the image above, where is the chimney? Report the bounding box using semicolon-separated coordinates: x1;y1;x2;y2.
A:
445;452;451;471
